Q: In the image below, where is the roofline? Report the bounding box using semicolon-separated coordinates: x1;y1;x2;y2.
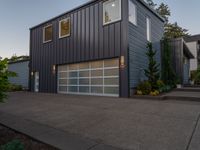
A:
30;0;165;30
168;38;194;59
8;59;30;65
139;0;165;22
182;39;194;59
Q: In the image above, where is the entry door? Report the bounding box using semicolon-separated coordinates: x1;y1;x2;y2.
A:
34;72;39;92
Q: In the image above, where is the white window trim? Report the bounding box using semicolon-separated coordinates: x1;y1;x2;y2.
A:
146;17;151;42
103;0;122;26
129;0;137;26
59;17;71;39
43;24;53;43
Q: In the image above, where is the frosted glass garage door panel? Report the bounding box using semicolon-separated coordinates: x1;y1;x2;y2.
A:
104;78;119;85
104;59;119;67
79;71;89;78
79;86;90;93
79;78;90;85
91;78;103;85
68;86;78;92
57;58;119;97
91;87;103;94
104;87;119;95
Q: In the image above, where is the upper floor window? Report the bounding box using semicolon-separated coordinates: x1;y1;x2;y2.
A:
146;17;151;42
59;18;70;38
43;25;53;43
129;0;137;25
103;0;121;25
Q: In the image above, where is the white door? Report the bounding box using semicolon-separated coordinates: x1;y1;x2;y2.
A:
57;58;119;97
34;72;39;92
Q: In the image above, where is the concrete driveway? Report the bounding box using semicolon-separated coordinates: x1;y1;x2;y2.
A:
0;92;200;150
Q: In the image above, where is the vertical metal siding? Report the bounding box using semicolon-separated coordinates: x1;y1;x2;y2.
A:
30;0;129;96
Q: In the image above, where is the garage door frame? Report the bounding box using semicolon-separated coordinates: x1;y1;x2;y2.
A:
57;59;119;97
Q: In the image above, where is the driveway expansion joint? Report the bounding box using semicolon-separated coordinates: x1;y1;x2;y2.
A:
186;113;200;150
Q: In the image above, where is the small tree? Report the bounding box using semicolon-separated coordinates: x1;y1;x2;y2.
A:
156;3;171;23
144;43;160;90
0;59;16;102
164;22;189;39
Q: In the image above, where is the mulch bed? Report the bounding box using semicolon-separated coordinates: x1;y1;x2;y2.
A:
0;124;58;150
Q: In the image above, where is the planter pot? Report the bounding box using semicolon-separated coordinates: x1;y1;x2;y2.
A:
190;81;194;85
176;84;182;89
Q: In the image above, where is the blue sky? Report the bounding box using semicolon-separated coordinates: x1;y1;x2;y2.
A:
0;0;200;58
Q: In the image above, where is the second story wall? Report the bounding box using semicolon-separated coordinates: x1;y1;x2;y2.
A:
128;0;164;88
30;0;129;93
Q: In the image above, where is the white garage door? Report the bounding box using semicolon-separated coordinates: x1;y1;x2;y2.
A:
57;58;119;97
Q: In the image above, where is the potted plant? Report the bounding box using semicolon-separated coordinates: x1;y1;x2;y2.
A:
176;78;182;88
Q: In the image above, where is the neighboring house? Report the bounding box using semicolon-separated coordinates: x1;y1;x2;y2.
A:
184;34;200;72
8;59;29;89
166;38;194;85
29;0;164;97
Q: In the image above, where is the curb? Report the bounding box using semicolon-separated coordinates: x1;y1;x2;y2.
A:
163;96;200;102
0;112;122;150
131;95;200;102
174;88;200;92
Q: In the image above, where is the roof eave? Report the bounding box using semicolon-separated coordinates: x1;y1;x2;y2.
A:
30;0;165;30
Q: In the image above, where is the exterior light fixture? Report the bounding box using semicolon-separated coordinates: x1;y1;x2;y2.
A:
52;65;56;74
31;71;34;76
120;56;125;68
112;3;115;7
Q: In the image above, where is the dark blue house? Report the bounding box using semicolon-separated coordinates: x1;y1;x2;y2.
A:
30;0;164;97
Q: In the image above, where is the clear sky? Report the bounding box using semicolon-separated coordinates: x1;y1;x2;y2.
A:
0;0;200;58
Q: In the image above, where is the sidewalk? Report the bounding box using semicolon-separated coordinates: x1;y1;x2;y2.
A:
0;111;121;150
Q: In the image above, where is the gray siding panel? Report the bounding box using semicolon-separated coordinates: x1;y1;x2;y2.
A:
128;0;164;88
30;0;128;94
8;61;29;89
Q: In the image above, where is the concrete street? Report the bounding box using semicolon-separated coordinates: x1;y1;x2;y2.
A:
0;92;200;150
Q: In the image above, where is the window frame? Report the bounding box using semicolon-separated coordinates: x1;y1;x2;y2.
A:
43;24;53;43
59;17;71;39
129;0;137;26
146;16;151;42
103;0;122;26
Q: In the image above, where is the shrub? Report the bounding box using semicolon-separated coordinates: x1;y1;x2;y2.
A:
159;85;172;93
156;80;166;93
192;67;200;85
136;90;143;95
157;80;165;88
7;84;23;92
136;81;152;95
150;90;160;96
1;140;24;150
0;59;16;102
190;71;196;81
